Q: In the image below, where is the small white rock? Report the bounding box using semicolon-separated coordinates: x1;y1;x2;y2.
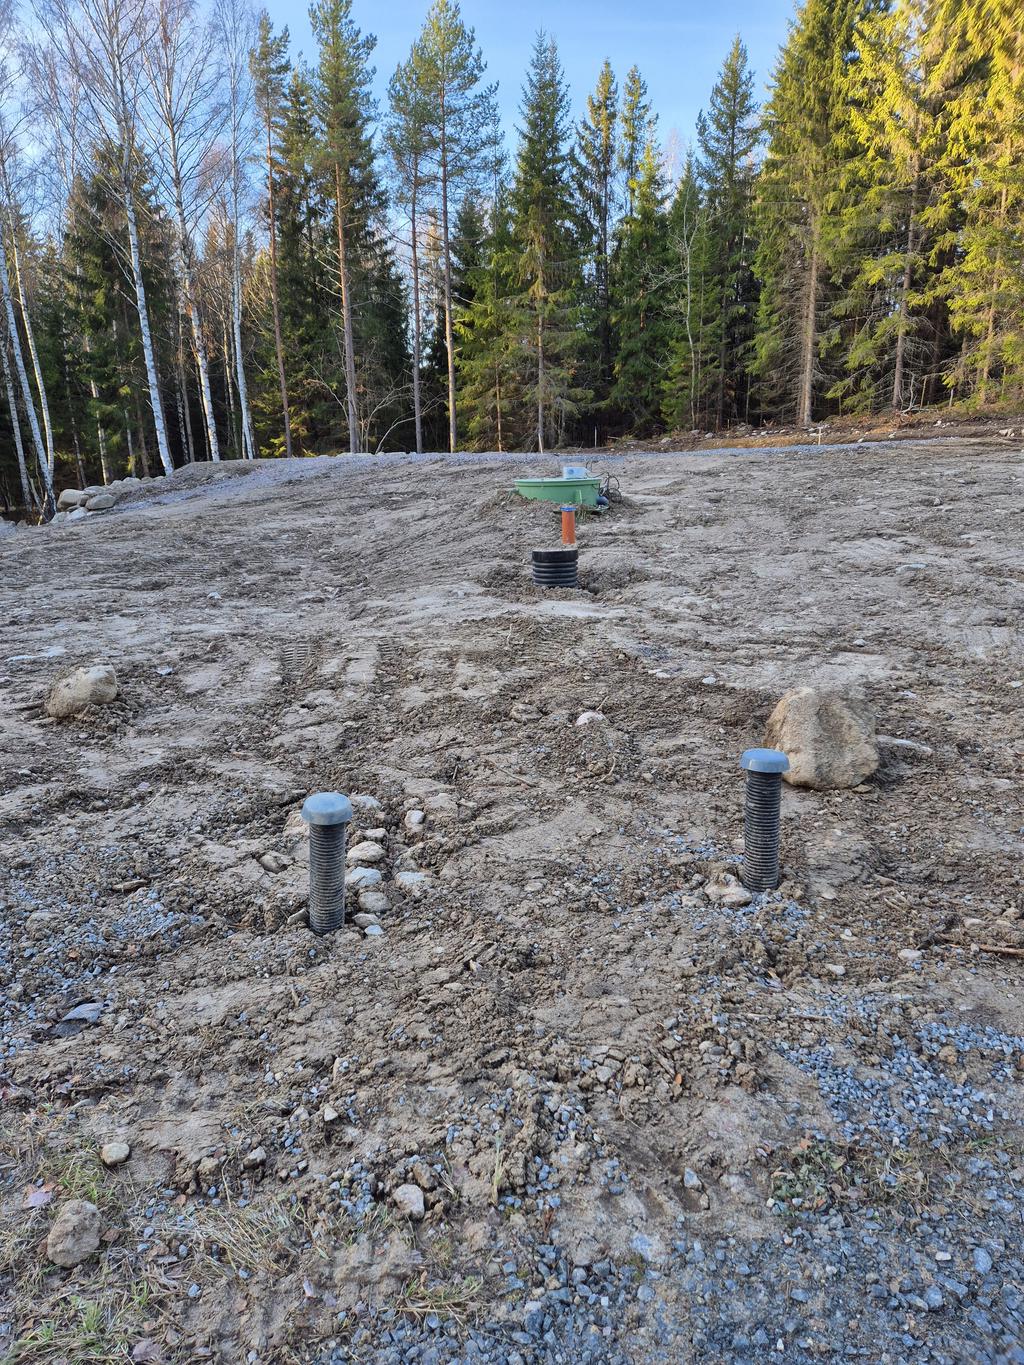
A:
395;870;428;897
259;851;291;873
100;1141;130;1168
575;710;605;726
345;866;382;889
358;891;391;914
346;840;385;865
898;948;923;964
393;1183;425;1220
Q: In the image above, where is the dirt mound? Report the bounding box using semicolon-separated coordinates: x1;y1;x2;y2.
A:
1;442;1022;1363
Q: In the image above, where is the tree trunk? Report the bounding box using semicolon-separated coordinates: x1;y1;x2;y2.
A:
978;182;1009;407
176;336;196;464
125;186;174;475
134;387;153;477
74;264;110;484
265;119;292;458
1;337;32;510
796;227;819;428
231;237;255;461
90;374;111;485
892;173;918;412
536;310;545;454
410;168;423;455
439;116;457;453
0;232;52;509
12;234;56;478
495;360;503;453
222;315;238;459
124;409;136;475
182;265;219;460
334;162;359;454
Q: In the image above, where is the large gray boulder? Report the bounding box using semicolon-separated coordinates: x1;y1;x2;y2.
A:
45;664;119;719
56;488;89;511
765;687;878;790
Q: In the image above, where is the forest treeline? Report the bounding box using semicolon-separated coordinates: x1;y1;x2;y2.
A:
0;0;1021;509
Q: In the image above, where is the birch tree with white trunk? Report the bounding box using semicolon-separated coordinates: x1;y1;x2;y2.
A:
1;320;33;508
28;44;113;483
37;0;175;476
0;0;53;510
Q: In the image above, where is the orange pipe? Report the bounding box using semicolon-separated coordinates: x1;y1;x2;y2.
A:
560;505;576;546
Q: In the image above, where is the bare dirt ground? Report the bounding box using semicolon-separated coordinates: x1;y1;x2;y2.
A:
1;440;1023;1365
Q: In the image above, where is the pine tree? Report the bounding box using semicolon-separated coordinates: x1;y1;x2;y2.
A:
509;33;589;452
411;0;496;452
696;36;759;426
610;136;672;432
251;11;294;456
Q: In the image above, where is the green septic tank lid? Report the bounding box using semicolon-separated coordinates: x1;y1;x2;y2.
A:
514;476;601;507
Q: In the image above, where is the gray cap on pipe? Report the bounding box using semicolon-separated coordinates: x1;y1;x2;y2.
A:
740;748;790;774
301;792;353;826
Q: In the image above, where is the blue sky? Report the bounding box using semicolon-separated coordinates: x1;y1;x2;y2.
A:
264;0;798;165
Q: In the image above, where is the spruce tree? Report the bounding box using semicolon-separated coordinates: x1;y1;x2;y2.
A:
575;60;617;413
251;11;294;456
273;67;329;450
662;154;713;430
696;36;759;426
929;0;1024;405
832;1;948;413
610;136;672;433
310;0;378;453
753;0;866;426
457;188;521;451
618;65;653;218
510;33;589;452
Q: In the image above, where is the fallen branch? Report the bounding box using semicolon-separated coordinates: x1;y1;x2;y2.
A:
977;944;1024;958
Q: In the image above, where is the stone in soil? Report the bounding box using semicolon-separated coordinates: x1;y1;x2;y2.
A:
44;664;119;719
766;685;879;789
392;1184;425;1221
46;1199;101;1267
346;840;386;865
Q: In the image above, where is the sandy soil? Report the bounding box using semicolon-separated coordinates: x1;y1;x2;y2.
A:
1;440;1023;1364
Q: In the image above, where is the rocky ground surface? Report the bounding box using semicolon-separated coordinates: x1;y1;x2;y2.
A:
1;441;1023;1365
